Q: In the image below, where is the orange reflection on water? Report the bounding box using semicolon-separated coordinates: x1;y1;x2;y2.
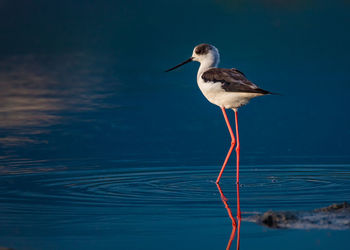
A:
0;54;114;146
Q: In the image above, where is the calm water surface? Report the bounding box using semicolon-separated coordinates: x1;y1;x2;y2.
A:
0;1;350;249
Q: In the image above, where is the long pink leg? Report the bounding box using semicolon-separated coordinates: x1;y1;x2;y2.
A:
216;107;236;184
234;109;240;184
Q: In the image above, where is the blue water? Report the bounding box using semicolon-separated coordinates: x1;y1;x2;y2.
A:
0;1;350;249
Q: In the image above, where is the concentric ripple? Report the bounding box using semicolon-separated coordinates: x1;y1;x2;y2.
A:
0;159;349;213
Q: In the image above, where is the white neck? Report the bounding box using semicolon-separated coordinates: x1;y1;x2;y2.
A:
197;55;220;79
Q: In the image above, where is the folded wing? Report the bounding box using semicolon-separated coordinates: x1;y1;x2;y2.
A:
201;68;270;94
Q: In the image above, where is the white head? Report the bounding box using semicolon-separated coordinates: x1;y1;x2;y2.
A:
165;43;220;72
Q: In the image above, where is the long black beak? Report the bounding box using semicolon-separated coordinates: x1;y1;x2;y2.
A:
165;57;193;72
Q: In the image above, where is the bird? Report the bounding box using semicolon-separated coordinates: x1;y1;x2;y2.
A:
165;43;274;184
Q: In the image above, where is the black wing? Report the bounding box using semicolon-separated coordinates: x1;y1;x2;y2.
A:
201;68;270;94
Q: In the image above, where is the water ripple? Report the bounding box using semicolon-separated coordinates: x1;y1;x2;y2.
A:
0;161;349;213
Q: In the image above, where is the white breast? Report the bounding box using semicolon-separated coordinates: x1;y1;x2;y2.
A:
196;77;263;109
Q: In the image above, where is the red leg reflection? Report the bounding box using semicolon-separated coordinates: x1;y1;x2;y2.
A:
216;184;236;250
216;183;241;250
233;109;240;184
216;107;236;184
236;183;241;250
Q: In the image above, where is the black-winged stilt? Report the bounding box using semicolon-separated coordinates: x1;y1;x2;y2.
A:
166;43;273;184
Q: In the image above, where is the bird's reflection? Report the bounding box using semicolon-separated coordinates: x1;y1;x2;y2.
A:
216;183;241;250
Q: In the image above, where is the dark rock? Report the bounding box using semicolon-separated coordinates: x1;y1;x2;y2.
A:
248;202;350;230
314;202;350;213
260;211;298;228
